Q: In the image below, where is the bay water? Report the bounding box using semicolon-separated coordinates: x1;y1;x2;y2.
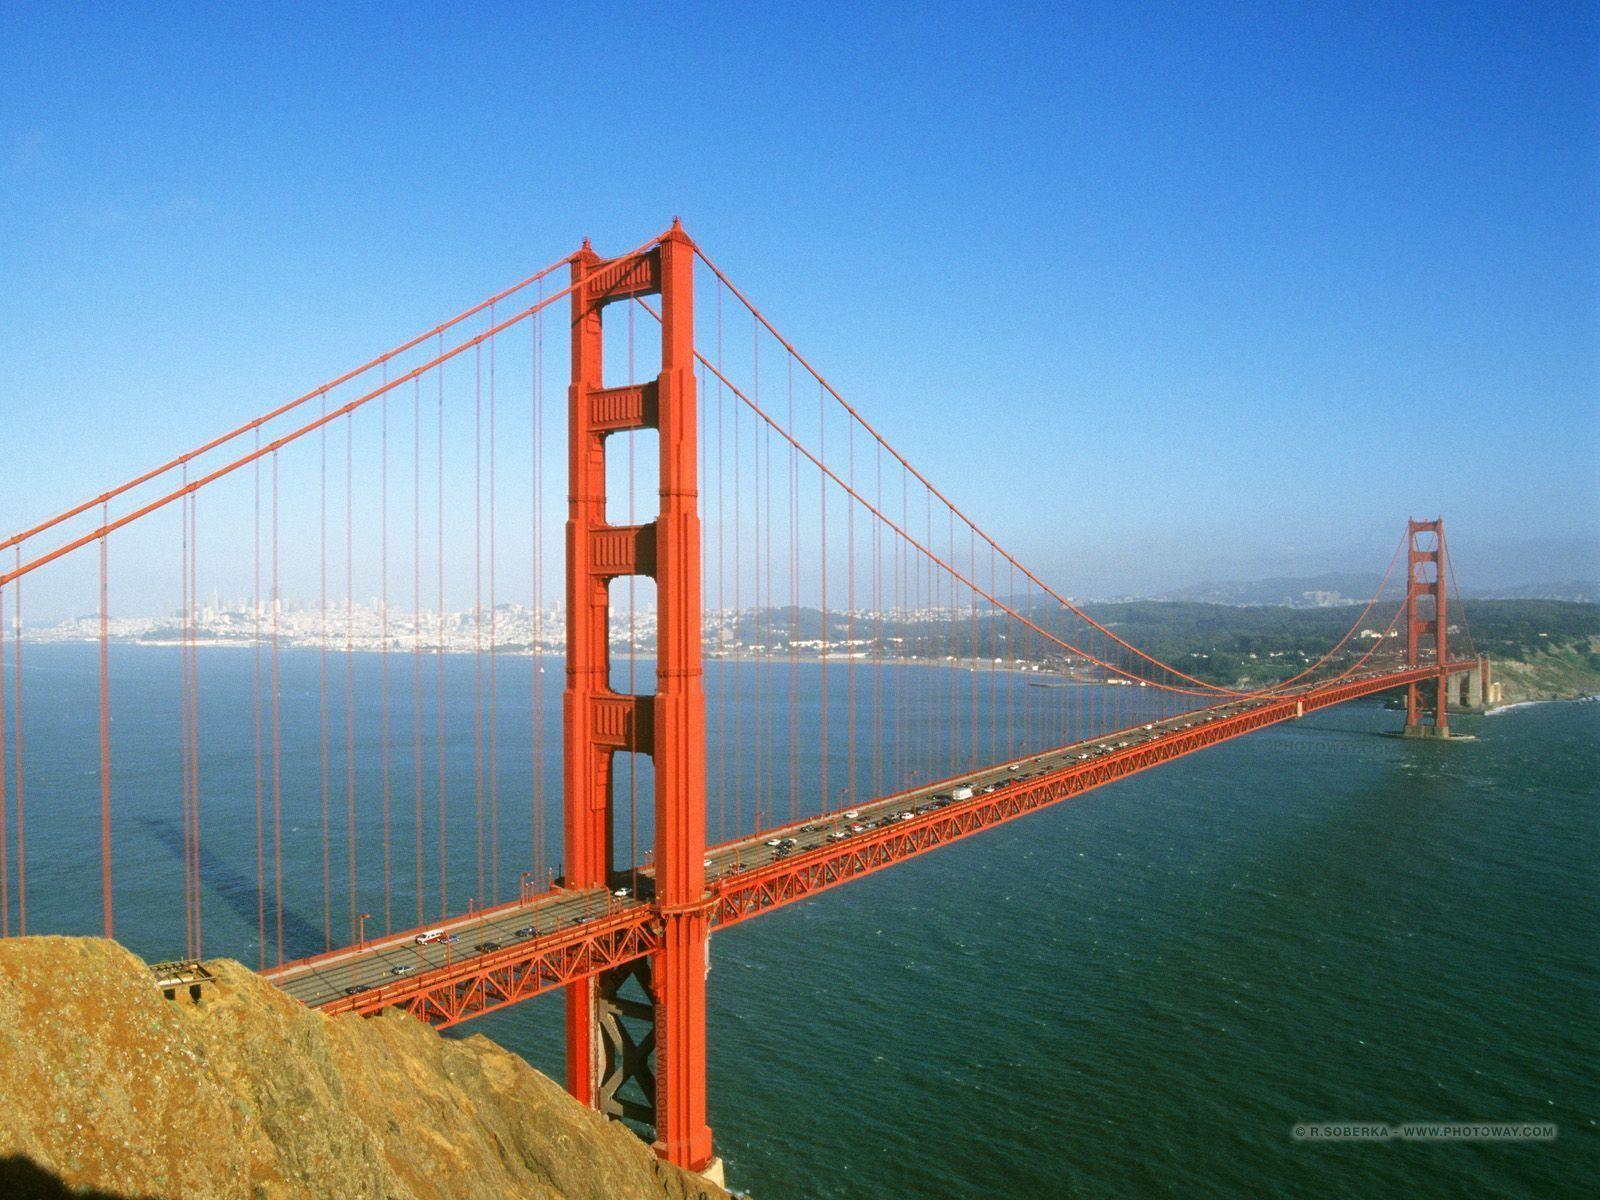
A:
6;644;1595;1197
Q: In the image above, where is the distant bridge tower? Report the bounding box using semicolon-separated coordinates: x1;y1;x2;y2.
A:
564;221;714;1173
1403;517;1449;737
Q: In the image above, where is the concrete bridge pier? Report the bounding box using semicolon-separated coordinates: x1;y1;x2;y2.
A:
1401;658;1495;738
1459;655;1498;712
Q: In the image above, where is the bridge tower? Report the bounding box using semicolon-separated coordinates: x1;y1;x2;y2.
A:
1403;517;1449;737
564;221;714;1173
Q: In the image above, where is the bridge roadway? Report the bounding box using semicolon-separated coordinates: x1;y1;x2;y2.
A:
268;661;1467;1023
266;886;621;1009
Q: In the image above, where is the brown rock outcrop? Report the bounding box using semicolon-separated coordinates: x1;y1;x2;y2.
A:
0;937;729;1200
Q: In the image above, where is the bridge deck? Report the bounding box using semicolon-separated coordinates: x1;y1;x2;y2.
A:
265;887;628;1008
272;662;1468;1025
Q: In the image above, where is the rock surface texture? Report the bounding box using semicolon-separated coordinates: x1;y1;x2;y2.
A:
0;937;729;1200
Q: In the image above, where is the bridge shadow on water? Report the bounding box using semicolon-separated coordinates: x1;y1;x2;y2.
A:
134;814;327;961
0;1156;155;1200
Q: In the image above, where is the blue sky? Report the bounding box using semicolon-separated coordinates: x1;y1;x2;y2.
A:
2;1;1596;601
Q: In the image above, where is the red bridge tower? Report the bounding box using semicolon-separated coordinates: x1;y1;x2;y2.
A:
1403;517;1450;737
564;222;714;1173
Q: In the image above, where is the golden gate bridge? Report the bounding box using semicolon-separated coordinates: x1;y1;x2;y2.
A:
0;220;1486;1177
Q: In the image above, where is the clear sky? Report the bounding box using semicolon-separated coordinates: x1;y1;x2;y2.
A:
2;1;1596;600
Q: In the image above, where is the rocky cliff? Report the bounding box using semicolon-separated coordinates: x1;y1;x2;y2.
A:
0;937;729;1200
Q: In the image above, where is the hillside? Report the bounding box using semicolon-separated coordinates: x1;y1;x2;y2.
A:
0;938;730;1200
1490;637;1600;704
1074;599;1600;696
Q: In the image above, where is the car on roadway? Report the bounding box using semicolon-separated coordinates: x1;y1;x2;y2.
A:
514;925;536;937
389;964;415;976
343;984;371;996
475;941;501;953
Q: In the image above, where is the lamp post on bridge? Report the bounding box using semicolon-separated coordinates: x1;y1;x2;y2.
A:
357;912;370;952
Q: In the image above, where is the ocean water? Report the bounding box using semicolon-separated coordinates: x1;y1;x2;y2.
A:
5;645;1596;1197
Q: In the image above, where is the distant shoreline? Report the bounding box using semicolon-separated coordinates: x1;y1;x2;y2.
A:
15;635;1156;687
20;634;1600;705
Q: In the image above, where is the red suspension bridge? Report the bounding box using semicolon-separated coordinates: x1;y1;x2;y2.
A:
0;221;1488;1176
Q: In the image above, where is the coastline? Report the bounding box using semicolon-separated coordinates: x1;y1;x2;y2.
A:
17;635;1600;704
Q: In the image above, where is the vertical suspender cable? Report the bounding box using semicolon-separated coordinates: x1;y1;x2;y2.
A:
488;309;499;905
732;333;742;827
874;441;884;800
14;550;24;934
0;580;8;939
818;380;828;812
715;284;726;844
751;317;762;830
346;411;356;943
1007;562;1015;757
180;485;191;956
532;287;545;886
940;505;953;774
272;453;283;964
99;510;112;937
381;377;392;932
989;543;998;764
436;343;447;919
319;396;330;951
254;437;264;965
764;392;774;825
787;354;797;825
191;494;202;958
413;377;424;923
901;467;908;786
846;421;855;808
970;525;978;768
474;343;484;907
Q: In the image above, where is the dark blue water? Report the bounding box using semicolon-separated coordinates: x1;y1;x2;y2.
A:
5;646;1595;1197
2;643;1152;958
